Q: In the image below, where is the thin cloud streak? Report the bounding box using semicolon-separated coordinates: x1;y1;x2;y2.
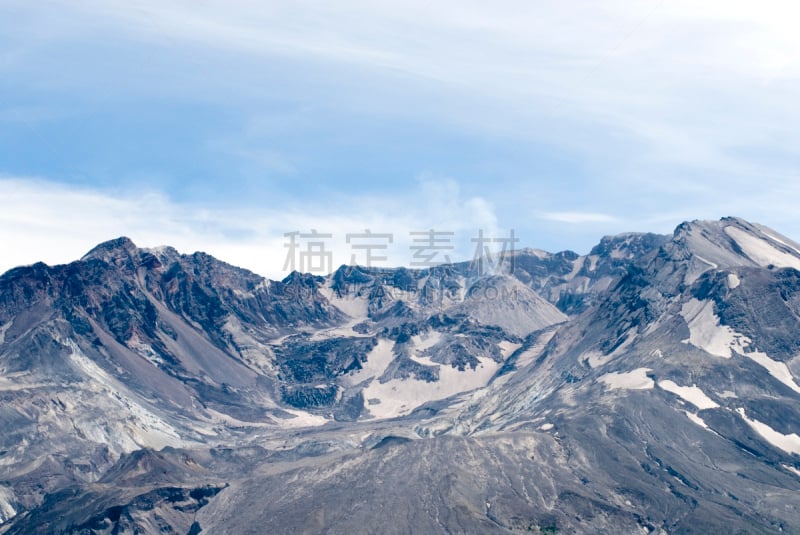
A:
1;2;799;260
0;177;502;279
12;1;799;164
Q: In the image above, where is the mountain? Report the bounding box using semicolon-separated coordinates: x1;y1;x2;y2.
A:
1;217;800;533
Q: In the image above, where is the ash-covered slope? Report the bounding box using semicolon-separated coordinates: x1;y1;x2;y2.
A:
431;218;800;443
0;234;569;524
0;238;345;522
3;217;800;534
409;217;800;531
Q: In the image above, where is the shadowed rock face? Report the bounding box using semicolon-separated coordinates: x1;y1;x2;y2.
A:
2;217;800;533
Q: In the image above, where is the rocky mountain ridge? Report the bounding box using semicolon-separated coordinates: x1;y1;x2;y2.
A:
2;216;800;533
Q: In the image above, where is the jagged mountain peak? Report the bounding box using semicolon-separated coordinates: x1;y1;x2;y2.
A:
140;245;181;264
669;216;800;273
512;247;554;259
456;275;567;337
80;236;139;264
4;217;800;533
78;238;267;293
590;231;667;260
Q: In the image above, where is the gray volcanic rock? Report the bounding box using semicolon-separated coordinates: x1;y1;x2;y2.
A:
3;218;800;533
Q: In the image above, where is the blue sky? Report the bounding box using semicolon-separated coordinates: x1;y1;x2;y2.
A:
1;1;799;278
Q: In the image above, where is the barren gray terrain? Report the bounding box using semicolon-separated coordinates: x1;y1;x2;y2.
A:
1;217;800;533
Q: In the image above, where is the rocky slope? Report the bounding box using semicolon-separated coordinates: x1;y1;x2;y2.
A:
2;217;800;533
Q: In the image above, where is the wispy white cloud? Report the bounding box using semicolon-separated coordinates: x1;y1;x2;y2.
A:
1;1;799;257
8;3;797;125
5;174;800;278
0;176;503;279
6;0;791;185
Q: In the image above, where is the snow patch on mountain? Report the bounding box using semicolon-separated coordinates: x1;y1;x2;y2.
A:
741;351;800;394
727;273;740;289
693;255;718;270
598;368;654;390
584;351;612;369
736;408;800;455
363;357;500;419
684;411;710;429
760;230;800;256
499;341;521;358
681;299;800;391
784;465;800;477
658;380;719;409
345;339;394;386
0;486;16;525
724;226;800;270
581;330;637;369
681;299;742;358
280;408;329;428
